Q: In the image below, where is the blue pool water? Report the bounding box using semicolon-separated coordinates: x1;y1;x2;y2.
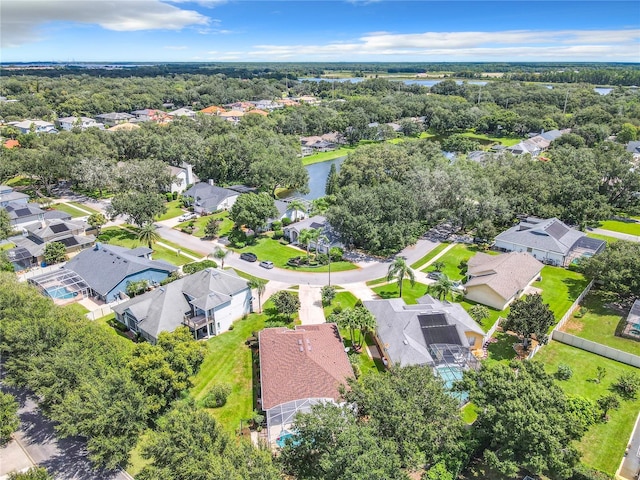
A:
435;366;469;404
46;286;77;299
276;431;300;448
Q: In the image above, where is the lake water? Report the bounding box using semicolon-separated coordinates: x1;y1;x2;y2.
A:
283;156;346;200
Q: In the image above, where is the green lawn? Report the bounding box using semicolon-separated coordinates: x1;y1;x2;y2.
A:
67;201;100;215
562;294;640;356
322;291;359;319
599;219;640;236
366;277;389;286
461;403;478;424
372;279;429;305
586;232;619;244
410;242;450;269
459;131;522;147
459;299;508;332
51;203;88;218
237;236;357;273
227;268;268;285
62;303;89;315
189;299;298;433
98;226;200;266
175;211;235;238
484;331;519;364
93;313;136;350
301;146;356;165
0;242;15;251
535;341;640;475
423;244;496;281
533;266;589;322
155;199;186;221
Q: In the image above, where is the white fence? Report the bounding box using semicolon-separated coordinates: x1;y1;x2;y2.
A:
85;298;128;321
551;330;640;368
484;317;503;344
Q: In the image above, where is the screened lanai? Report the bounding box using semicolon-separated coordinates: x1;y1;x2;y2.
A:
28;269;90;304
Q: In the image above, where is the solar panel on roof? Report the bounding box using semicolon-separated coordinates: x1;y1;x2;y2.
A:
15;208;32;217
418;313;448;327
59;237;78;247
546;221;569;239
50;224;70;234
421;325;462;347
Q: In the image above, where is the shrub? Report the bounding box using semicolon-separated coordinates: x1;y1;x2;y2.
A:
329;247;344;262
321;285;336;306
613;372;640;399
165;192;173;201
235;242;246;249
556;363;573;380
172;191;178;200
574;307;587;318
182;260;217;275
316;253;329;265
332;305;343;315
570;462;614;480
203;384;232;408
271;220;282;231
282;217;292;226
272;230;283;240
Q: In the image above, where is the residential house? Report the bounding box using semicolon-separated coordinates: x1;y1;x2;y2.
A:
168;163;198;194
300;136;336;154
296;95;321;106
4;202;45;227
219;110;245;124
251;100;281;111
494;217;605;266
283;215;342;254
265;200;308;230
168;107;196;119
3;139;19;149
245;109;269;117
183;182;239;214
259;323;353;446
9;120;57;134
464;252;544;310
625;140;640;161
0;185;29;207
57;116;104;131
364;295;485;368
112;268;251;343
29;243;177;304
277;98;300;107
224;101;254;112
95;112;134;127
507;129;569;157
9;218;95;269
107;122;140;132
622;299;640;339
130;109;170;123
199;105;225;116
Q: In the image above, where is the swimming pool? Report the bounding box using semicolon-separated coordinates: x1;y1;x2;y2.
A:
45;286;78;300
435;366;468;404
275;431;300;448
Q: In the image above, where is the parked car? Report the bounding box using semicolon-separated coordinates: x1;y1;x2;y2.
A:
427;271;446;281
178;212;198;222
259;260;274;269
240;252;258;262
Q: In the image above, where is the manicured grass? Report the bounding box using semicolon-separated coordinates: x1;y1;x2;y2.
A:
322;291;359;319
484;331;519;364
227;268;268;285
459;131;522;147
50;203;88;218
372;279;429;305
155;199;185;221
98;226;199;266
67;201;100;215
301;146;355;165
586;232;619;243
599;219;640;236
62;303;90;315
6;176;33;187
93;313;135;350
461;403;478;424
366;277;388;286
410;242;450;269
459;299;508;332
535;341;640;474
237;236;357;273
190;299;297;433
175;211;235;238
0;242;15;251
562;294;640;356
533;266;589;322
423;243;497;281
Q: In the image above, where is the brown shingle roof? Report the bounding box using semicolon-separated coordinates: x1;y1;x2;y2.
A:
465;252;543;301
259;323;353;410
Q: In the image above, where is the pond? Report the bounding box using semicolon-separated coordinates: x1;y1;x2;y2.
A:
282;156;346;200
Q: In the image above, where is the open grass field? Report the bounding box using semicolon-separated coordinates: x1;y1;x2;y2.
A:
175;211;235;238
586;232;620;243
236;236;357;273
372;279;429;305
459;131;522;147
98;226;200;266
533;266;589;322
599;219;640;236
410;242;449;269
535;341;640;475
423;243;497;281
155;199;186;221
301;146;355;165
67;201;100;215
51;203;88;218
562;294;640;356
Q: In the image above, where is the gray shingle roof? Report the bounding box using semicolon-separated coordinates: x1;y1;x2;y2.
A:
63;244;177;297
626;141;640;154
495;217;585;256
4;202;44;220
112;268;248;341
363;295;483;367
184;183;238;212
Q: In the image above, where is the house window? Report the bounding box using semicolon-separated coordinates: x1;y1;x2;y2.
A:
217;322;221;330
467;336;476;347
526;247;533;253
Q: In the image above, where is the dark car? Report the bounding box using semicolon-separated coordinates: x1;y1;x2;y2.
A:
240;252;258;262
427;271;446;281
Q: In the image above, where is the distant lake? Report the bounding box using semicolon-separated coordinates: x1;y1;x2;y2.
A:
283;156;347;200
300;78;487;87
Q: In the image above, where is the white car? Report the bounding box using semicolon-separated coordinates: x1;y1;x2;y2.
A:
178;213;198;222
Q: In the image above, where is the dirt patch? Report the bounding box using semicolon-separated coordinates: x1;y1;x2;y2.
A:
561;316;584;333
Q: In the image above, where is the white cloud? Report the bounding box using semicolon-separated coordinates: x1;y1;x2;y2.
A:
1;0;210;47
247;29;640;61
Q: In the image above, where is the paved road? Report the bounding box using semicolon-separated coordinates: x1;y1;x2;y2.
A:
0;382;131;480
619;412;640;480
154;223;440;286
591;228;640;243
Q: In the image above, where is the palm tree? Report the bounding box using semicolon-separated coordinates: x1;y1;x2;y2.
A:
212;247;228;269
299;228;321;261
353;306;376;349
286;199;307;222
386;257;415;299
430;275;454;301
137;222;160;249
335;309;358;348
248;278;267;313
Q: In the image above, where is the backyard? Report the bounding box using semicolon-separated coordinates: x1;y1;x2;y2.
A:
535;341;640;475
97;226;201;266
561;293;640;356
533;265;589;322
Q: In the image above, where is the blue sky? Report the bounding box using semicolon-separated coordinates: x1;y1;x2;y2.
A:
1;1;639;62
